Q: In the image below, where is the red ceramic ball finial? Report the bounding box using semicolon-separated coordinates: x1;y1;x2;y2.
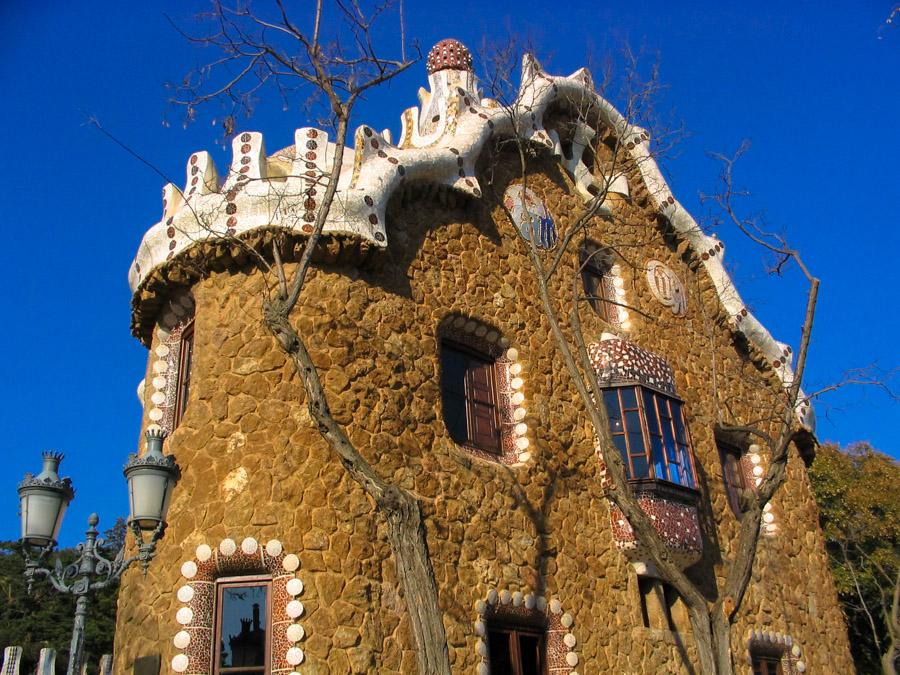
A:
426;39;473;74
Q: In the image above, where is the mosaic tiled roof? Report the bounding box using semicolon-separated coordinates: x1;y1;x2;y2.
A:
588;338;677;395
127;42;815;433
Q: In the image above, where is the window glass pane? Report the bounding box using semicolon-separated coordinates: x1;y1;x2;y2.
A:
659;401;678;481
219;585;267;668
642;390;659;434
603;390;623;432
443;393;468;444
668;459;682;485
518;633;543;675
620;386;638;409
487;630;513;673
671;403;688;445
625;409;645;454
631;454;649;479
679;446;695;488
441;346;468;395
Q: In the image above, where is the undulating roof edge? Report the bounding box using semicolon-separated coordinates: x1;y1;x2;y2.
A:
127;45;815;435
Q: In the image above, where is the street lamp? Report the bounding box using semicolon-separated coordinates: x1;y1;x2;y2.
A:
17;429;180;675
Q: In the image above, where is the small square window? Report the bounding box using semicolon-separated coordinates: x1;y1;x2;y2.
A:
638;576;682;632
750;647;785;675
487;621;547;675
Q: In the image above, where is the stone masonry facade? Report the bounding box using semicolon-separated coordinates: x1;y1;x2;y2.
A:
114;41;853;674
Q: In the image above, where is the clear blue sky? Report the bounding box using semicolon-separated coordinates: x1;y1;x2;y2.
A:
1;2;897;547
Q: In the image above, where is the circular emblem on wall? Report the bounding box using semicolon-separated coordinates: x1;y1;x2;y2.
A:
645;260;687;316
503;185;558;249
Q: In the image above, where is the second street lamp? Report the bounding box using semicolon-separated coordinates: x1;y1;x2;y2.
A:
17;430;180;675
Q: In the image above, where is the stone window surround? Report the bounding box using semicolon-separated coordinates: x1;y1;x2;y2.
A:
746;630;806;674
172;536;306;675
473;586;579;675
439;316;532;465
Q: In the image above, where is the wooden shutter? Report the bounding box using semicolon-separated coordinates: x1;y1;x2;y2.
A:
467;358;500;452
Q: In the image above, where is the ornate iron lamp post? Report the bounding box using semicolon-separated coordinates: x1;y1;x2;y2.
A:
17;429;179;675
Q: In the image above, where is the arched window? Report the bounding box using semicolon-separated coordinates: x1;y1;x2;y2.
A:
579;242;619;326
441;340;501;453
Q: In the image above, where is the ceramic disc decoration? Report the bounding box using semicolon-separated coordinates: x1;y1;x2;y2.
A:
645;260;687;316
503;185;558;249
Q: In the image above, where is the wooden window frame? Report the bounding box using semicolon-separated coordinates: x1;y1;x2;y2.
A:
718;440;748;519
750;646;785;675
213;575;272;675
602;384;698;489
579;242;618;325
440;340;502;454
487;619;548;675
174;320;194;428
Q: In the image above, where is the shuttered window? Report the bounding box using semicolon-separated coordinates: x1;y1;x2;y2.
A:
579;242;618;325
174;321;194;428
718;440;747;519
441;341;501;453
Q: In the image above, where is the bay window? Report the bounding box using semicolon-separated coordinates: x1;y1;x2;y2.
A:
602;385;696;489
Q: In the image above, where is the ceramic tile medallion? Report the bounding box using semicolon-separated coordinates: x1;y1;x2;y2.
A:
503;185;558;249
645;260;687;316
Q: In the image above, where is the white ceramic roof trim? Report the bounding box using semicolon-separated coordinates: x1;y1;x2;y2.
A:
129;51;812;431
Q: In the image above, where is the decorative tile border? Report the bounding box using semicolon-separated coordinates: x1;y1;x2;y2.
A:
746;629;806;673
440;316;532;464
129;42;814;439
473;587;579;674
172;536;305;675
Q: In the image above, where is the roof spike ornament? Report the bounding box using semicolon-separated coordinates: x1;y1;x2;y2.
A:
417;39;481;140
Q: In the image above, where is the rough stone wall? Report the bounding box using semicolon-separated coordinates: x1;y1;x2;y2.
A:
114;152;852;674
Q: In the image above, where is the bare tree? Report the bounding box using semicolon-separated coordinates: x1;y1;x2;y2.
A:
477;41;827;673
166;2;452;672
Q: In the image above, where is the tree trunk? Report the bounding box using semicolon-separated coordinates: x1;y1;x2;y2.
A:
264;307;452;674
380;486;452;675
687;605;719;675
712;607;735;675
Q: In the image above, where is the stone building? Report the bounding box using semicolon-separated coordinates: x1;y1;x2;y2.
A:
113;39;853;674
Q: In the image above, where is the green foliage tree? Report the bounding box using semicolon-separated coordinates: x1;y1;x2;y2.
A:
0;518;124;673
809;443;900;674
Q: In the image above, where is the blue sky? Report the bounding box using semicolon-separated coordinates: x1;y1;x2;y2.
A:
1;2;897;547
